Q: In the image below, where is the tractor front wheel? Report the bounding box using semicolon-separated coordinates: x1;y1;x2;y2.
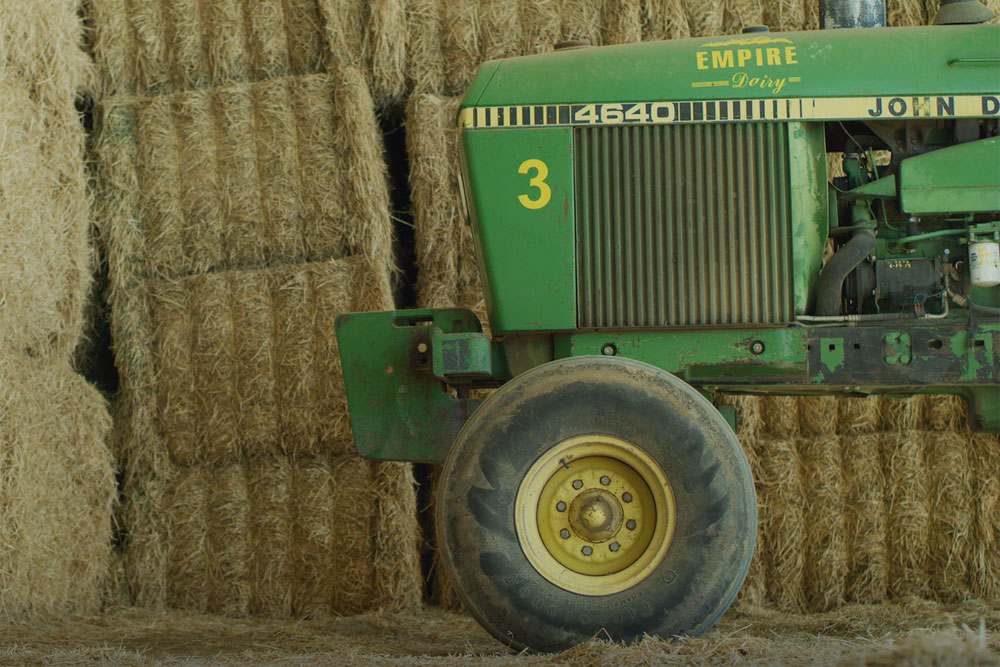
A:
435;356;756;653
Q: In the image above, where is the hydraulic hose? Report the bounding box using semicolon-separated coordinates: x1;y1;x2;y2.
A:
815;229;877;316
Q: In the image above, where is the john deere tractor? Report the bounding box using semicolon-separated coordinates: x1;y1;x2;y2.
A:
336;0;1000;652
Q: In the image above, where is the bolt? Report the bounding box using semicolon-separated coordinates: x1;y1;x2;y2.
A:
560;528;570;539
556;501;566;512
417;342;428;353
750;340;765;355
599;475;611;486
609;541;620;552
601;343;617;356
626;519;636;531
622;492;633;503
572;479;583;490
581;546;593;556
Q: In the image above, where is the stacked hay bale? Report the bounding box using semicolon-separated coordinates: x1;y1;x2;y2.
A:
87;2;421;616
0;1;116;621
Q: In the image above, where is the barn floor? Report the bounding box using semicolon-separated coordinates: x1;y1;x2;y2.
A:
0;599;998;665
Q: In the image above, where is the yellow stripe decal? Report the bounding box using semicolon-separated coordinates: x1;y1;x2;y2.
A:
459;95;999;128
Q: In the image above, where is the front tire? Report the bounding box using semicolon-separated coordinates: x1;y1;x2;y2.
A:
435;356;756;653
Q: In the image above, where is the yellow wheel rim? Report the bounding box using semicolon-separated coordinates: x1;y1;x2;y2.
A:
515;434;676;596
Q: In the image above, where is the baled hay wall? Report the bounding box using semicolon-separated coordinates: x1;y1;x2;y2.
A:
86;0;328;97
94;68;391;289
0;355;114;622
115;255;390;474
0;3;93;361
123;452;420;617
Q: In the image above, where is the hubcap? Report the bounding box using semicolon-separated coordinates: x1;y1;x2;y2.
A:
515;435;676;595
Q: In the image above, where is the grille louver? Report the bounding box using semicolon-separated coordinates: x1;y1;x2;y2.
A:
574;122;794;328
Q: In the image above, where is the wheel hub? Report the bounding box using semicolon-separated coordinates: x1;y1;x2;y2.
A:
515;435;676;595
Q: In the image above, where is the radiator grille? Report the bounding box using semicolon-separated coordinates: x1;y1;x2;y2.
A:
574;123;794;328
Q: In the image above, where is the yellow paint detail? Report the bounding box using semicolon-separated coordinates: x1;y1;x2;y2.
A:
702;36;794;47
517;158;551;210
515;434;675;596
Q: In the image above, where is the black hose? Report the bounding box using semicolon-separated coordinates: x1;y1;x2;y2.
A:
815;229;877;316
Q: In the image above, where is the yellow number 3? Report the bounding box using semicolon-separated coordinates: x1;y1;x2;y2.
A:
517;158;551;210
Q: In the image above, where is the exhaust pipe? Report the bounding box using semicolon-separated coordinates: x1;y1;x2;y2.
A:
819;0;886;28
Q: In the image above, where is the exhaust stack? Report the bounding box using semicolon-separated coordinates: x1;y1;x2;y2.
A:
819;0;886;28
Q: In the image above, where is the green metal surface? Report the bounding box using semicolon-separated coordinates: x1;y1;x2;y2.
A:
464;25;999;107
787;122;828;315
574;122;794;327
334;308;493;462
461;127;576;331
898;136;1000;214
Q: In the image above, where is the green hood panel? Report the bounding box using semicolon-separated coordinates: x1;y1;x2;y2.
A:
464;25;999;107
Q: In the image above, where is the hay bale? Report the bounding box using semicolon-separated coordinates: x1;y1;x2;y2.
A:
406;93;488;321
683;0;726;37
367;0;408;105
405;0;446;94
838;396;882;435
969;433;1000;600
644;0;692;40
883;430;931;599
115;255;392;471
926;430;973;602
801;434;846;611
520;0;561;54
0;0;93;361
758;436;807;612
86;0;329;96
722;0;763;34
123;452;421;617
843;433;888;603
479;0;522;61
602;0;644;44
441;0;480;94
94;69;392;286
763;0;806;31
925;395;967;432
0;356;114;621
798;396;839;438
887;0;929;26
724;395;767;608
561;0;604;44
760;396;801;438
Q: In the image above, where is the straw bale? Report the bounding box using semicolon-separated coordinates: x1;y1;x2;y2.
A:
442;0;481;94
883;430;931;600
367;0;409;105
763;0;806;31
480;0;522;61
124;452;421;617
801;434;846;611
87;0;329;96
644;0;692;40
317;0;368;69
969;433;1000;600
842;433;888;604
406;93;488;321
722;0;764;34
561;0;604;44
760;396;800;438
0;19;92;361
0;355;114;621
602;0;644;44
926;430;973;602
683;0;727;37
95;70;393;286
724;395;767;607
798;396;839;437
887;0;929;26
406;0;446;94
880;395;926;431
758;437;807;612
838;396;882;435
520;0;561;54
117;256;393;470
925;394;967;432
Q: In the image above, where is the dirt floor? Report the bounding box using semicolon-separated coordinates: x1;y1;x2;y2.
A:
0;599;998;665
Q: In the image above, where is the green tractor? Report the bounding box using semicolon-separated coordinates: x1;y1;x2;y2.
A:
336;0;1000;652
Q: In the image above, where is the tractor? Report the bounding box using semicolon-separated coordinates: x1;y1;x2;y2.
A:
336;0;1000;652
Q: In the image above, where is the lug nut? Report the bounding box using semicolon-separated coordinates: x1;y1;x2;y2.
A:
572;479;583;490
599;475;610;486
581;546;593;556
601;343;617;356
556;501;566;512
626;519;636;531
560;528;570;539
622;492;633;503
609;541;620;552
